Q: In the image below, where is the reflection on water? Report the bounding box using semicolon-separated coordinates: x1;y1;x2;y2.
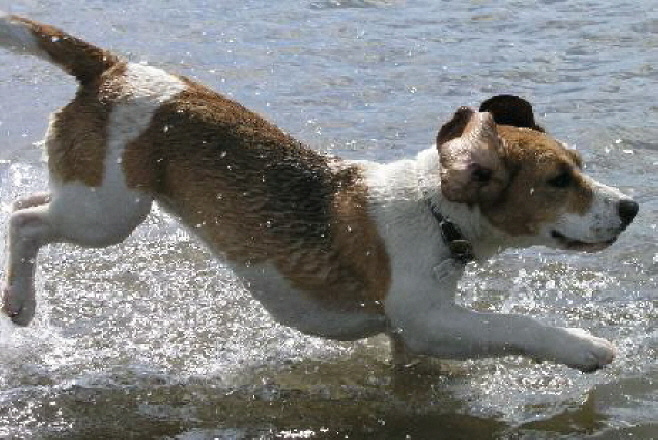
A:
1;0;658;438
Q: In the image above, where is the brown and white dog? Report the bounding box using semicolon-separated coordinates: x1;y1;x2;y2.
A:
0;13;638;372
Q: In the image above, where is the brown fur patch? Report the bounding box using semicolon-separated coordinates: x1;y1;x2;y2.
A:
480;125;593;236
46;88;108;187
47;63;128;187
124;80;390;313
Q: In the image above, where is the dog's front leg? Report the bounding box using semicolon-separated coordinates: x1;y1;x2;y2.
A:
389;259;468;369
391;303;615;372
387;262;615;372
3;199;57;326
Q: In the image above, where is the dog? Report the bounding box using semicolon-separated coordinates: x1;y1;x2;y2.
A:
0;13;638;372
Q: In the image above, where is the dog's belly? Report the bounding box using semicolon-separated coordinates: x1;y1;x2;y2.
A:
231;263;387;340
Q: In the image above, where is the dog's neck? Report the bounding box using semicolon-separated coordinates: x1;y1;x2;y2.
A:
371;147;517;261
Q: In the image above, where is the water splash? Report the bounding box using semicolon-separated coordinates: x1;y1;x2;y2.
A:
0;313;16;345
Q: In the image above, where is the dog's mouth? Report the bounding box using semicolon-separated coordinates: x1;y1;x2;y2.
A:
550;230;616;253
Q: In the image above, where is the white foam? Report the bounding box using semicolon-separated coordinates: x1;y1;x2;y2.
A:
0;312;16;345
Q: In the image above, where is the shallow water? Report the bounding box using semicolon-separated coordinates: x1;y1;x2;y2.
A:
0;0;657;438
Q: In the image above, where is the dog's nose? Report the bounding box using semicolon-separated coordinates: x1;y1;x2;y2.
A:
618;199;639;227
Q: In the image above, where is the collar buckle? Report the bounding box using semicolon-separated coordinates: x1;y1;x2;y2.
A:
428;201;475;264
446;239;475;264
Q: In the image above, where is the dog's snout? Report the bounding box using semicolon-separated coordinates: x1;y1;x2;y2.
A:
618;199;639;227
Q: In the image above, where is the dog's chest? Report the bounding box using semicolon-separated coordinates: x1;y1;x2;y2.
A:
232;263;388;340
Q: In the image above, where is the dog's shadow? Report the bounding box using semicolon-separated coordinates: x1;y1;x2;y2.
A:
1;332;607;439
221;353;609;438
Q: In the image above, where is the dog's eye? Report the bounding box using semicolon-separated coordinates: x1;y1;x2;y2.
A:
547;171;572;188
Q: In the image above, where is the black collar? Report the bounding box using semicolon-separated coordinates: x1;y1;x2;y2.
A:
428;201;475;264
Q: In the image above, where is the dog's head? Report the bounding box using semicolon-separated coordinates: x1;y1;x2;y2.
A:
437;95;638;252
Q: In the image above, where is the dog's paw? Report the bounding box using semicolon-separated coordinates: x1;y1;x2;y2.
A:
2;283;36;327
551;327;615;372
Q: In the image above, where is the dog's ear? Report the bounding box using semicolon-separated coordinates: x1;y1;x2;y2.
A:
479;95;545;132
437;107;509;205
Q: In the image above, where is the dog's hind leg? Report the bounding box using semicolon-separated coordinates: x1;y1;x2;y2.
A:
3;184;153;326
11;192;51;212
2;203;58;325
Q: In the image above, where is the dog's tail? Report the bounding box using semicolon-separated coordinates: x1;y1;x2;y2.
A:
0;11;119;84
